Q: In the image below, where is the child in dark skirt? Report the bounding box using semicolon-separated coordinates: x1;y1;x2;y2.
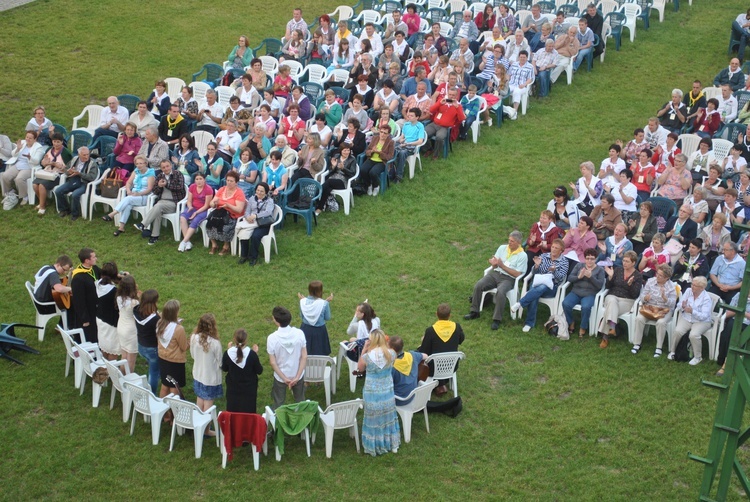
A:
221;329;264;413
298;280;333;356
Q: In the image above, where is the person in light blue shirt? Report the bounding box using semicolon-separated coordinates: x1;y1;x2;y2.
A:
393;108;425;182
709;241;746;302
459;85;481;140
573;18;594;72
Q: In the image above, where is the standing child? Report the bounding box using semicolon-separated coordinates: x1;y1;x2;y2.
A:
156;300;188;399
116;275;140;373
95;262;120;360
190;313;224;416
222;329;264;413
298;280;333;356
134;289;160;393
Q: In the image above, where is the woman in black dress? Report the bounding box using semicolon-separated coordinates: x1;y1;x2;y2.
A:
221;329;263;413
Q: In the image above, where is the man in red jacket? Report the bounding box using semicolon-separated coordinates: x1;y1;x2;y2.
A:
424;88;465;160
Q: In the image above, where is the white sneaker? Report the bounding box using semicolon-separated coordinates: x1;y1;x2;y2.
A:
522;325;532;333
667;352;675;361
372;187;380;196
510;302;521;314
510;109;518;120
689;357;703;366
184;241;193;251
178;241;186;252
20;197;28;206
367;186;373;196
486;118;493;127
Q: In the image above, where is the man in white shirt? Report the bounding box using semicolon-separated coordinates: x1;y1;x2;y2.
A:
267;306;307;409
285;8;308;40
92;96;129;141
644;117;668;150
196;89;224;133
358;23;384;59
718;84;739;123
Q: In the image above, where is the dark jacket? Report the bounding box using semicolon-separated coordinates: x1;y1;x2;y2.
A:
626;214;658;246
152;168;186;202
663;216;698;247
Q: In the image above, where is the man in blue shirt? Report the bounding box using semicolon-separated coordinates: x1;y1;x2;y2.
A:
709;242;746;302
389;336;426;405
393;108;426;182
573;18;594;72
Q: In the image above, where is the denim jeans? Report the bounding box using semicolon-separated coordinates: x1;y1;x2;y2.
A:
573;47;592;71
520;284;557;327
138;344;160;393
562;292;596;330
54;177;86;216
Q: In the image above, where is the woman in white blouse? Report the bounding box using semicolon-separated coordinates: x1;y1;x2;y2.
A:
669;276;713;365
1;130;46;204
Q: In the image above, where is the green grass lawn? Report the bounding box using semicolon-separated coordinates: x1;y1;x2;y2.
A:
1;0;749;500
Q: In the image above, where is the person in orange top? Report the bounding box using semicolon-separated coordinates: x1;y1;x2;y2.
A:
206;171;246;255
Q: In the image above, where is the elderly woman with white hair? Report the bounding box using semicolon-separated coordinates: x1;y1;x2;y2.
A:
239;123;271;164
669;276;713;365
656;153;692;204
268;135;297;168
632;263;677;358
569;161;603;216
656;89;688;134
687;186;710;225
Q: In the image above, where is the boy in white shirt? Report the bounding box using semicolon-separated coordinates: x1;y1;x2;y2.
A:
267;306;307;409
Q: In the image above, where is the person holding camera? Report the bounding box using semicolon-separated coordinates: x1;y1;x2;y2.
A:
53;146;99;220
423;88;465;160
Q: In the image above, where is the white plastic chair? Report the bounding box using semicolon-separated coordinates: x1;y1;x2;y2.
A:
281;61;304;83
596;0;619;17
407;135;427;179
229;205;283;262
478;266;524;320
621;285;682;344
87;170;124;221
558;281;608;337
712;139;733;164
123;382;173;445
317;399;363;458
336;341;360;393
104;359;148;423
439;21;453;37
260;56;280;81
471;97;487;144
353;9;383;26
72;105;104;134
264;404;314;461
57;326;97;389
669;292;722;361
395;380;438;443
298;64;328;86
702;86;721;102
331;164;360;215
618;3;641;42
159;184;189;241
72;339;107;407
215;85;234;108
424;351;466;398
191;130;215;158
164;397;220;458
188;81;211;104
516;274;566;323
515;9;532;26
305;356;337;408
678;133;701;159
327;69;351;87
427;0;447;9
25;281;67;342
651;0;666;22
600;23;611;63
448;0;469;14
467;2;485;16
164;77;186;102
329;5;354;21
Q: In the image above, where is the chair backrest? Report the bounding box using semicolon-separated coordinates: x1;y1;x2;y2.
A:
125;381;159;414
330;5;354;22
191;130;215;157
712;139;734;163
164;77;186;102
715;123;746;143
515;9;531;25
302;64;328;85
426;351;466;380
328;70;350;86
301;82;325;107
68;130;93;152
72;339;100;376
188;81;211;103
397;380;438;410
448;0;468;14
287;178;323;209
736;91;750;115
25;280;52;313
357;9;383;25
104;359;126;393
214;86;234;108
320;399;363;427
257;38;283;56
73;105;104;132
619;2;641;18
439;21;453;37
57;326;85;357
537;0;555;13
282;60;304;82
195;63;225;84
117;94;141;114
164;396;204;428
677;134;701;158
98;136;117;158
597;0;618;17
648;196;677;228
305;355;335;382
702;86;721;101
560;4;579;17
605;11;625;29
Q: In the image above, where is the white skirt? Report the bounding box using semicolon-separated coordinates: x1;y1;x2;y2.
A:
97;318;121;356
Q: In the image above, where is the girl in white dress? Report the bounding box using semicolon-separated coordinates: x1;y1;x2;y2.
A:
116;275;140;372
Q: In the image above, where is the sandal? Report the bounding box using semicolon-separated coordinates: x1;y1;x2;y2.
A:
219;246;230;256
631;344;641;354
716;368;725;377
653;348;663;358
568;322;575;334
113;229;124;237
579;328;586;339
209;246;218;255
101;215;113;222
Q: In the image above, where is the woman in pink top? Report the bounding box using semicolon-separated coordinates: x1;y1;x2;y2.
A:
178;172;214;252
563;216;597;262
657;153;692;204
112;122;142;173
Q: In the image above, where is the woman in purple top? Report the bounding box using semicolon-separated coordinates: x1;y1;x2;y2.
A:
178;172;214;252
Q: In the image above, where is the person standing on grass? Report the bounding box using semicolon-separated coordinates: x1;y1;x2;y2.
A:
222;329;263;413
419;303;465;396
298;281;333;356
157;300;188;399
190;313;223;424
267;306;307;410
70;248;100;344
134;289;160;394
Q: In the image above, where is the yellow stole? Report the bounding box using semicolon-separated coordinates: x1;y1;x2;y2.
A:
432;320;456;343
71;264;96;281
393;352;413;375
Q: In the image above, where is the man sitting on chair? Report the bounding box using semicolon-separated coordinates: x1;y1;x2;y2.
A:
195;89;224;133
135;159;186;246
32;255;73;316
419;303;465;396
389;336;427;404
464;230;528;330
54;146;98;221
91;96;129;142
157;104;189;148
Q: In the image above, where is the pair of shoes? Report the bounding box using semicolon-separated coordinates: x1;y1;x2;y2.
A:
367;186;373;196
667;352;675;360
654;348;663;358
113;229;124;237
37;208;45;215
631;344;641;354
71;215;79;221
490;320;501;330
510;302;521;315
689;357;703;366
147;236;158;245
249;258;257;266
599;338;609;349
178;241;187;252
372;187;380;196
464;311;480;320
184;241;193;251
101;214;113;222
486;118;493;127
58;211;69;218
522;325;532;333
